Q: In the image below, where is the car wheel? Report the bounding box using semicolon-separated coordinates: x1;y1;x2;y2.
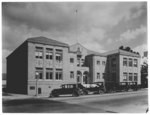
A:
83;90;88;95
72;90;79;97
98;90;104;94
49;93;55;98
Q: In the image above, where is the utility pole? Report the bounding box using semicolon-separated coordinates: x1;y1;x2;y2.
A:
75;9;79;44
35;72;39;96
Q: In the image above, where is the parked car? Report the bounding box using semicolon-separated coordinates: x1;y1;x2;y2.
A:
83;82;104;94
50;83;88;97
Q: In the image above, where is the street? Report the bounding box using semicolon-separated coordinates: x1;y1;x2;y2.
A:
3;89;148;113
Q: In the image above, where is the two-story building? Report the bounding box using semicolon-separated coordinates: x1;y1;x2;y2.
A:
104;49;141;85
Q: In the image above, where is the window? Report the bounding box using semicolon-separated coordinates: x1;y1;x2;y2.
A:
46;69;53;80
46;48;53;60
102;61;106;65
134;73;138;81
70;71;74;79
123;72;127;81
129;58;133;67
97;61;100;65
35;47;43;59
70;58;74;63
30;86;35;90
56;69;63;80
97;73;100;79
123;58;127;66
111;58;116;67
129;73;133;81
35;68;43;79
56;53;62;62
102;73;105;79
134;59;138;67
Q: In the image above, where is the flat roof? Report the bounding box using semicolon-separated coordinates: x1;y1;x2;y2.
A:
103;49;140;57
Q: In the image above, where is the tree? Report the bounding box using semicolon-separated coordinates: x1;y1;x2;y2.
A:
141;63;148;88
119;46;124;50
124;47;131;51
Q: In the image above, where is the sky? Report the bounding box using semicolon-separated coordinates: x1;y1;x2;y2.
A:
2;2;147;73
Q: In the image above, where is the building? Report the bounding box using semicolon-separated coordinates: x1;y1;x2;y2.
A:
103;49;141;84
6;36;141;96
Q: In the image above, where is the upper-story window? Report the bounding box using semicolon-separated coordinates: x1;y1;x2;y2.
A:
35;68;43;79
56;53;62;62
129;58;133;67
35;47;43;59
70;58;74;63
46;48;53;60
134;59;138;67
97;73;100;79
56;49;63;62
97;61;100;65
102;61;106;65
123;58;127;66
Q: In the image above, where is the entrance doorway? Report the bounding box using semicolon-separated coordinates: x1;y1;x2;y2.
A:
77;71;82;83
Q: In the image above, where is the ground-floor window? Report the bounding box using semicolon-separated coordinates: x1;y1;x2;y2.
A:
70;71;74;79
46;69;53;80
129;73;133;81
35;68;43;79
56;69;63;80
123;72;127;81
30;86;35;90
134;73;138;81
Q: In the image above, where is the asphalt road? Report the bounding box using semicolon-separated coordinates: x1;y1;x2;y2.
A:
3;89;148;113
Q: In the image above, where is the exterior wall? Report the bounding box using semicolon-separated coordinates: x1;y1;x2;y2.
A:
119;55;141;85
85;55;106;83
68;53;77;83
27;42;69;96
7;41;28;94
93;56;106;82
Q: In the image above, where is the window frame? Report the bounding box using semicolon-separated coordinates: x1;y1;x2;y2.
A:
129;58;133;67
35;47;43;59
129;73;133;81
56;69;63;80
123;72;127;81
134;73;138;81
70;71;74;79
134;59;138;67
97;73;100;79
35;68;43;80
70;58;74;63
97;60;100;65
46;69;53;80
123;58;127;66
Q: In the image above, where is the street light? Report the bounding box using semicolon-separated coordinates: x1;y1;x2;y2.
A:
35;72;39;96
